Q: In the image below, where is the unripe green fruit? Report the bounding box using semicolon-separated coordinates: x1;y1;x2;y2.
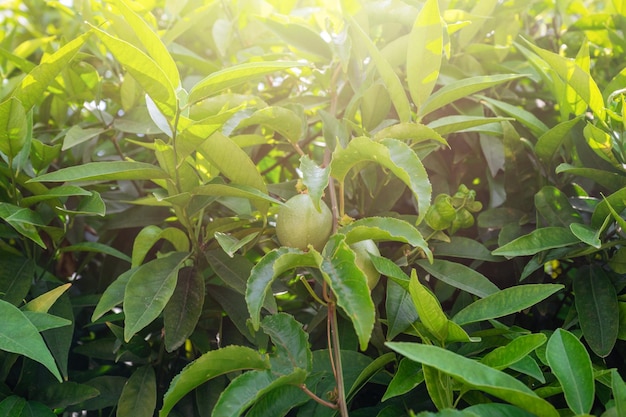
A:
351;239;381;290
276;194;333;251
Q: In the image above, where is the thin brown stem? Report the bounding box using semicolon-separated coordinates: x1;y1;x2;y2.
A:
300;384;338;410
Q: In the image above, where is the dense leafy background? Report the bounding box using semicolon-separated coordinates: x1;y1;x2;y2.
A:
2;0;626;416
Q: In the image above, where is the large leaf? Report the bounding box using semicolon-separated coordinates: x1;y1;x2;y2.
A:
188;61;303;105
340;216;432;262
0;299;62;382
573;265;619;357
260;313;312;373
123;252;189;342
480;333;547;370
117;366;157;417
385;278;418;340
407;0;443;110
331;137;431;224
159;346;269;417
29;161;168;183
418;74;525;118
111;0;180;88
492;227;580;257
546;329;594;415
408;270;449;342
382;358;423;401
0;97;27;159
387;343;558;416
452;284;564;325
320;235;376;351
12;33;88;111
91;25;177;121
416;259;499;298
163;267;205;352
246;248;317;330
91;268;135;322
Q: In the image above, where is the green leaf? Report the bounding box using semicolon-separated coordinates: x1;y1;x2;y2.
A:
348;17;411;122
340;217;432;262
612;369;626;417
61;125;106;151
423;364;453;410
188;61;303;105
535;186;583;227
236;106;302;143
480;333;547;370
592;187;626;228
492;227;580;257
12;33;88;111
407;0;443;110
0;98;27;159
573;265;619;357
212;369;307;417
214;231;259;258
131;225;190;268
331;137;431;224
112;0;180;88
320;235;376;350
59;242;131;263
259;15;332;60
23;283;71;313
408;270;449;342
117;366;157;417
90;25;177;122
0;253;34;306
382;358;423;401
452;284;563;325
29;161;169;183
347;352;396;401
546;329;594;415
91;268;135;322
428;115;513;135
261;313;312;372
300;155;330;212
385;278;418;340
246;248;317;329
521;38;606;121
0;203;46;248
123;252;189;342
419;74;525;118
555;163;626;190
0;299;62;382
416;259;499;298
430;237;503;262
386;342;559;417
465;403;535;417
163;267;204;352
22;311;71;332
159;346;270;417
20;185;91;206
569;223;601;248
535;116;583;164
477;95;549;137
373;122;447;145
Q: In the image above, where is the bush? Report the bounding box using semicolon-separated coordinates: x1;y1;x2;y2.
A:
1;0;626;416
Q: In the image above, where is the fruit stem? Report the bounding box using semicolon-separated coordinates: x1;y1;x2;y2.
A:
299;276;326;306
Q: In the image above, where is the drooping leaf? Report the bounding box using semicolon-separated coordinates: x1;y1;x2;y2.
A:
90;25;177;122
416;259;499;298
492;227;580;257
188;61;303;105
348;16;411;122
573;265;619;357
340;217;432;261
163;267;205;352
29;161;168;183
117;366;157;417
320;235;375;351
382;358;423;401
260;313;312;373
407;0;443;111
408;270;448;342
131;225;190;268
331;137;431;224
12;33;89;111
452;284;563;325
418;74;525;118
0;203;46;248
159;346;269;417
546;329;594;415
123;252;189;342
0;299;62;382
0;97;27;159
385;278;418;340
386;342;559;417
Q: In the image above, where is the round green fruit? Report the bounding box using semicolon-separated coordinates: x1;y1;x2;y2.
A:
276;194;333;251
351;239;381;290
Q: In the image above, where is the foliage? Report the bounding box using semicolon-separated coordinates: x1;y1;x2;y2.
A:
1;0;626;416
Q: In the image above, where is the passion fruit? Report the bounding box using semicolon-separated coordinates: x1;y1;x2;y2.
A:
350;239;381;290
276;194;333;251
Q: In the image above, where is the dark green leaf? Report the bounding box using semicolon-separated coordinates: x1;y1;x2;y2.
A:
492;227;580;257
117;366;157;417
163;267;204;352
261;313;311;372
416;259;499;298
385;278;418;340
0;253;34;306
382;358;423;401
